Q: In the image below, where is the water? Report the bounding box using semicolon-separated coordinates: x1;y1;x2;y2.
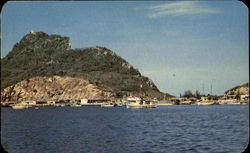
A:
1;105;249;153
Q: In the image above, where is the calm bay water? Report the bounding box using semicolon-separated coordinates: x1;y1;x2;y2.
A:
1;105;249;153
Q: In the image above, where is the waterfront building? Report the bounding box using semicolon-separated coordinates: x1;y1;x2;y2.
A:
1;101;17;107
201;96;209;101
80;98;110;106
47;100;56;105
80;99;88;105
240;94;249;101
36;101;47;105
21;101;36;106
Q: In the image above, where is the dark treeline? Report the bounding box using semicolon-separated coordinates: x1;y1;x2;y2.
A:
179;90;201;99
179;90;219;99
180;90;223;99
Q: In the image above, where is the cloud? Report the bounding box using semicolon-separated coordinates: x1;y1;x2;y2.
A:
140;1;218;18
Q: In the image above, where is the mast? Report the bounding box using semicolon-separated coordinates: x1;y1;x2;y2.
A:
210;83;213;95
202;83;204;96
140;84;143;103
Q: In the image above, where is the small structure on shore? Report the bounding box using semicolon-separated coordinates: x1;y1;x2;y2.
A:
21;101;36;106
80;98;110;106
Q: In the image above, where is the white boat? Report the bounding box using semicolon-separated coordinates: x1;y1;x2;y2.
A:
59;104;66;107
11;104;28;109
227;102;241;105
126;103;157;108
197;101;216;105
126;97;158;108
157;103;174;106
71;104;81;107
101;103;115;107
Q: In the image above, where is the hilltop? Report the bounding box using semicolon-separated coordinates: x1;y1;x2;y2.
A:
1;32;171;102
224;83;249;96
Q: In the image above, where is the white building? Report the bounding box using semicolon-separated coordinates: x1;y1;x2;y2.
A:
21;101;36;105
47;101;56;105
80;99;88;105
241;94;249;100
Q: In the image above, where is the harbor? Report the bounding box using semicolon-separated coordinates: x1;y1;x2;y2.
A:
1;1;248;153
1;93;249;109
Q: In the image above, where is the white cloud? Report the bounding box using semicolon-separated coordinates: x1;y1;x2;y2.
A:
140;1;218;18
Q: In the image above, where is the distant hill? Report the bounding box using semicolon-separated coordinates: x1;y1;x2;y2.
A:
1;32;172;102
224;83;249;96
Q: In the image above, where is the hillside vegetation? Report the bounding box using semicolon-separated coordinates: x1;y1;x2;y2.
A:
1;32;170;101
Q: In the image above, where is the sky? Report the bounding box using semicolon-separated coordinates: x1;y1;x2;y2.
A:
1;1;249;96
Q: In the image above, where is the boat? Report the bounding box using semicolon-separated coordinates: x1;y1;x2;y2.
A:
59;104;66;107
197;101;216;105
211;101;220;105
71;103;82;107
116;103;123;107
180;101;193;105
101;102;115;107
126;97;158;108
157;103;174;106
11;104;28;109
101;104;114;107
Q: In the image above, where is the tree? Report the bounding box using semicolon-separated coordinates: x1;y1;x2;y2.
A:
183;90;194;98
195;90;201;99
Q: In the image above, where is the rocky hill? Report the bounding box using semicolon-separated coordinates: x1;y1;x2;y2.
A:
224;83;249;96
1;31;170;102
1;76;113;102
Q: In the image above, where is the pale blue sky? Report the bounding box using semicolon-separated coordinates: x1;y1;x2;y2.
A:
1;1;248;96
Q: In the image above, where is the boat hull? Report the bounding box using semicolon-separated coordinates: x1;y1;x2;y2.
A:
101;105;114;107
126;104;157;108
11;105;28;109
71;105;81;107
